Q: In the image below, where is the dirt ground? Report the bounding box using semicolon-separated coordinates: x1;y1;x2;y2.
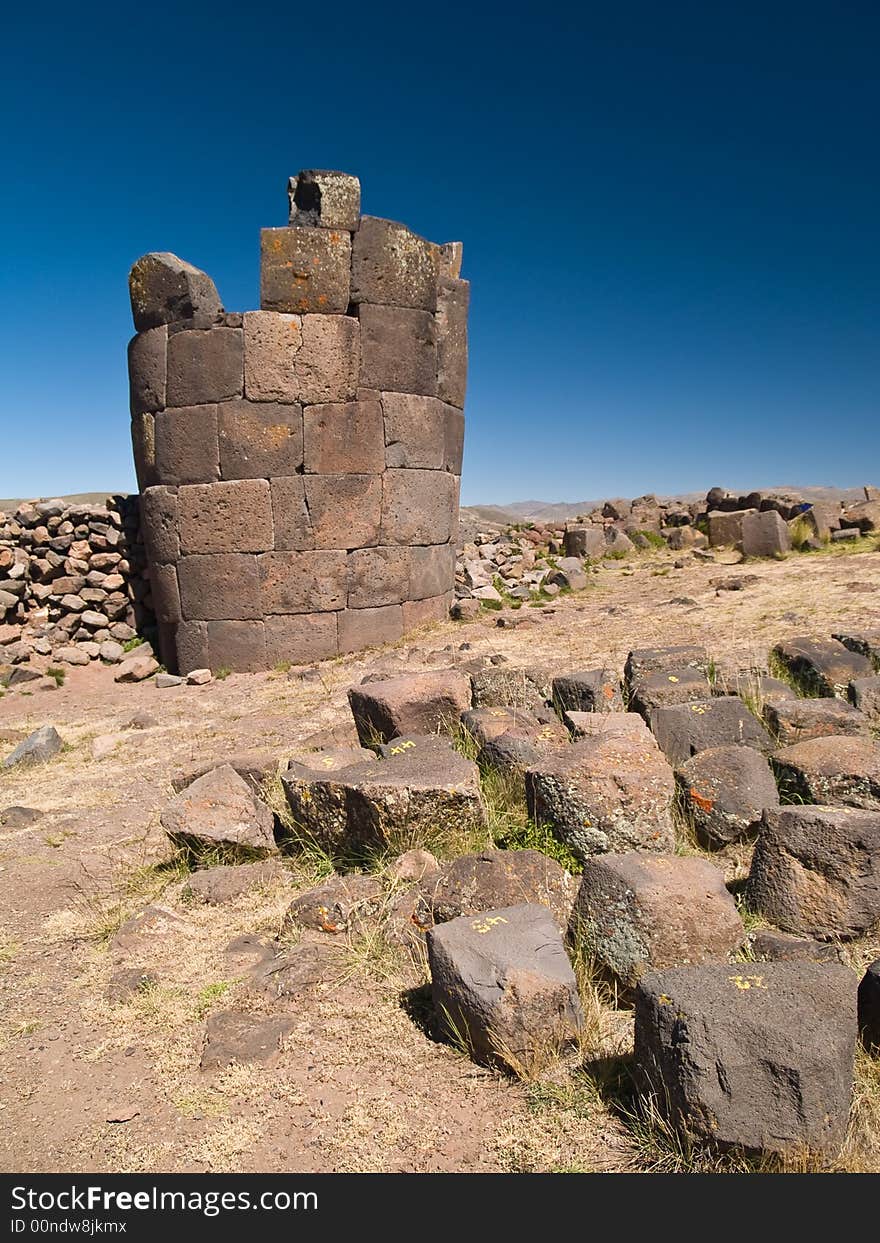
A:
1;541;879;1174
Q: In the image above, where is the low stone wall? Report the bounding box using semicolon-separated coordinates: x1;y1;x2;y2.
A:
0;496;153;666
128;170;468;675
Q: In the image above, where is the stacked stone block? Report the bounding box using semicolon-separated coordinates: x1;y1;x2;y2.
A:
128;171;468;674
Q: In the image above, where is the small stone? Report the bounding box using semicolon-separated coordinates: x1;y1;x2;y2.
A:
114;655;160;683
388;848;439;884
99;641;125;664
0;806;44;828
2;725;63;769
200;1011;294;1071
281;874;384;935
155;673;184;688
184;860;287;905
55;646;90;667
186;668;213;686
751;930;840;963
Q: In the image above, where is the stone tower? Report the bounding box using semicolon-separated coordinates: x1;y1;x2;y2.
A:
127;171;468;674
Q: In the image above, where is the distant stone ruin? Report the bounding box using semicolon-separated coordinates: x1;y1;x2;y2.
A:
127;170;468;674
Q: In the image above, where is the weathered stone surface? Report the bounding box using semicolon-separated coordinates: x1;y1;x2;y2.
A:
525;733;676;859
563;711;654;741
427;903;583;1071
563;526;605;559
409;544;455;601
675;745;779;845
281;874;384;935
285;747;376;781
747;804;880;937
772;637;872;697
2;725;62;769
265;612;338;665
178;554;262;620
302;399;384;474
243;311;359;404
849;675;880;722
269;476;313;551
166;328;243;406
184;860;287;905
260;226;351;314
288;169;361;230
859;960;880;1051
351;216;439;310
649;697;773;766
742;509;792;557
140;486;179;564
624;645;708;685
772;736;880;809
206;621;267;672
833;629;880;668
751;930;841;963
171;750;279;795
160;764;277;856
550;667;623;715
634;962;856;1154
381;469;458;545
304;474;382;548
218;400;303;479
708;508;755;548
545;557;588;591
382;393;461;470
763;696;870;744
572;853;744;983
359;304;436;395
461;706;568;774
129;253;222;332
348;546;410;608
418;850;576;933
201;1010;293;1070
154;405;220;485
0;806;44;828
258;551;347;614
178;480;274;555
282;739;485;851
113;655;159;683
150;563;181;624
435;277;469;408
128;326;167;415
338;604;404;653
470;665;550;712
348;670;472;745
629;668;711;718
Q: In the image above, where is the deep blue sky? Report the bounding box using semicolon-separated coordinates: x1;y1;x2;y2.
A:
2;1;878;505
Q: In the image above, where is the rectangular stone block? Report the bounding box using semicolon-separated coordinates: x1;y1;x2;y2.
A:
382;393;459;470
166;327;243;405
175;620;208;674
444;406;465;473
178;553;262;620
131;413;158;490
435;277;469;408
178;480;274;554
206;620;267;673
260;227;351;314
303;399;385;473
304;475;382;548
742;509;792;558
337;604;403;654
154;405;219;486
350;216;439;310
271;475;314;551
258;550;348;614
243;312;359;405
348;546;411;608
141;486;179;564
403;592;452;631
128;326;167;415
410;543;455;599
218;400;303;480
358;305;436;396
289;170;361;230
381;469;458;545
708;509;755;548
151;562;182;624
265;612;339;666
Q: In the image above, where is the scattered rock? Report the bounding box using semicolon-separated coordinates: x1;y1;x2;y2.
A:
746;804;880;938
427;903;583;1072
281;874;384;935
348;670;472;745
170;751;278;796
114;655;160;684
571;852;744;983
469;665;551;712
183;859;287;905
0;805;44;828
2;725;63;769
624;645;708;686
186;667;213;686
763;696;870;744
155;673;184;688
771;735;880;809
634;961;856;1155
418;849;576;933
160;764;278;856
200;1010;294;1071
750;930;840;963
772;637;872;698
552;669;624;713
629;668;712;719
105;967;159;1003
389;848;439;884
674;745;779;846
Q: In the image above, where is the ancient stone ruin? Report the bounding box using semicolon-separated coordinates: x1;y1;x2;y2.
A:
127;170;468;674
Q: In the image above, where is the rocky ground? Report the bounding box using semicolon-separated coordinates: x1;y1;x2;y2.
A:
1;537;879;1174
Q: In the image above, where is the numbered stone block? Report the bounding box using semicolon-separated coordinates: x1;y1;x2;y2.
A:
154;406;220;486
129;252;223;332
218;400;303;480
260;226;351;314
166;327;243;405
359;305;437;395
178;480;274;555
351;216;439;310
303;399;385;473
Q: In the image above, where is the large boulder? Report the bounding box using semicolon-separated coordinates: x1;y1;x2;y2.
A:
129;252;222;332
525;732;676;860
746;805;880;939
772;637;872;698
2;725;62;769
460;706;568;774
649;697;773;766
571;853;743;983
348;670;472;746
563;711;653;741
675;745;779;846
634;962;856;1155
427;903;583;1072
763;697;870;744
741;509;792;558
417;849;576;933
849;675;880;723
771;736;880;809
282;740;486;852
160;764;277;856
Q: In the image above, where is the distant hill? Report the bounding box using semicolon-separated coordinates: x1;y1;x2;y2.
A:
0;491;123;512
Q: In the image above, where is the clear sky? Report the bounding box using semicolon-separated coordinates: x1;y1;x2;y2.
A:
2;1;878;505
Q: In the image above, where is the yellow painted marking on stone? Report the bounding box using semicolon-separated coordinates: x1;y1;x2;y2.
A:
728;974;766;990
668;675;679;683
471;916;509;934
389;739;417;755
658;994;673;1005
